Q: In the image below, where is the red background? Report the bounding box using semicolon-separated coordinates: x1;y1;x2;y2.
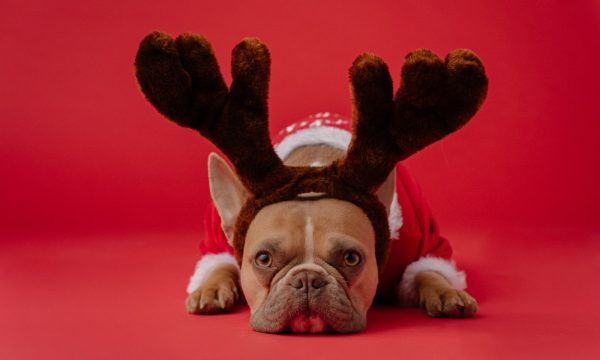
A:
1;0;599;359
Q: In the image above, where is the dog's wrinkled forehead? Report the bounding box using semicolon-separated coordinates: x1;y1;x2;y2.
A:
244;197;376;257
232;173;392;268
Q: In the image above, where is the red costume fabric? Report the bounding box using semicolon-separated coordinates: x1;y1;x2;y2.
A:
197;113;455;299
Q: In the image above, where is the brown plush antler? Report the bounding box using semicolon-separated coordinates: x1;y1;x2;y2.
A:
135;32;488;266
135;32;291;196
338;49;488;193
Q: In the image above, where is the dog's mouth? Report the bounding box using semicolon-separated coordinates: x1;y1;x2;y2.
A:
250;288;365;333
249;266;367;334
288;312;328;333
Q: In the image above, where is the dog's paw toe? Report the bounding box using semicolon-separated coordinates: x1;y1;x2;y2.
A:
420;288;478;318
186;281;239;315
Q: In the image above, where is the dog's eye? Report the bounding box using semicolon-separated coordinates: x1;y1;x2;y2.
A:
343;251;361;267
254;252;273;267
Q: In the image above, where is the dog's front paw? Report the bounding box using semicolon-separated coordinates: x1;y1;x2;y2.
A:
419;286;478;318
186;264;240;315
186;279;239;315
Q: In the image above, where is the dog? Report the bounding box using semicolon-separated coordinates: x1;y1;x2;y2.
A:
134;32;488;333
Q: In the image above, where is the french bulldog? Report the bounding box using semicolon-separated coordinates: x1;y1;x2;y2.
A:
134;32;487;333
185;114;478;333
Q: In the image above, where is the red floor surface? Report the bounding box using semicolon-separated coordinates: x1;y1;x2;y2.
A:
2;228;599;359
2;0;599;359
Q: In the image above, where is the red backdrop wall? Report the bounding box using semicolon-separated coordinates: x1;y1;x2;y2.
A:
1;1;599;359
2;0;598;237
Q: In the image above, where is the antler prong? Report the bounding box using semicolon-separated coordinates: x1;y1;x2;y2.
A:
135;33;290;195
134;32;195;126
338;53;395;193
339;48;488;193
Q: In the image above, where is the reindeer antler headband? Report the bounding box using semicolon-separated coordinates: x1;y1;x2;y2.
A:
135;32;488;266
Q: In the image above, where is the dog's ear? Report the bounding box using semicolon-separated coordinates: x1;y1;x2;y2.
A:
375;170;396;216
208;152;249;245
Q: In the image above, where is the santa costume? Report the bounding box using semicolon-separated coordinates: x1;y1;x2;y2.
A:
187;113;467;304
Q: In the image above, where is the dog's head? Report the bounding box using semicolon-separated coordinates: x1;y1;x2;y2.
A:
134;32;487;333
207;149;397;332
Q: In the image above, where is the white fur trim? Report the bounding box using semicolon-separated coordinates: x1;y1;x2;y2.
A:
186;253;239;294
388;192;403;240
398;256;467;305
274;126;352;160
275;123;404;239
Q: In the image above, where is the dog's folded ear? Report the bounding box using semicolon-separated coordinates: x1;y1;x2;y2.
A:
207;152;249;245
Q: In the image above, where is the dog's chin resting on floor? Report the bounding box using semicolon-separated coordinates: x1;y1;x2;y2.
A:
134;31;487;333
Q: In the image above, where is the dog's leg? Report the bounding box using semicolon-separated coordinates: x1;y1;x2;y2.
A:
415;271;478;318
186;263;240;314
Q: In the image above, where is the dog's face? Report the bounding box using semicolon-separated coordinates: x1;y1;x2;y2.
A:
241;198;378;333
208;152;394;333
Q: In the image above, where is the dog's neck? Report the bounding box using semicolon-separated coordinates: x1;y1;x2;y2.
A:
284;144;395;214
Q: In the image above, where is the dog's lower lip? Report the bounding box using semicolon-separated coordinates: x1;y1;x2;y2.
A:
289;313;328;333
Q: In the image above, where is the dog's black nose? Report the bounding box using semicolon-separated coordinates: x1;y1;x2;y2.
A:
290;271;327;290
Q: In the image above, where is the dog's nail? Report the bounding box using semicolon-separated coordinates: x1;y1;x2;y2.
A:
218;291;229;309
